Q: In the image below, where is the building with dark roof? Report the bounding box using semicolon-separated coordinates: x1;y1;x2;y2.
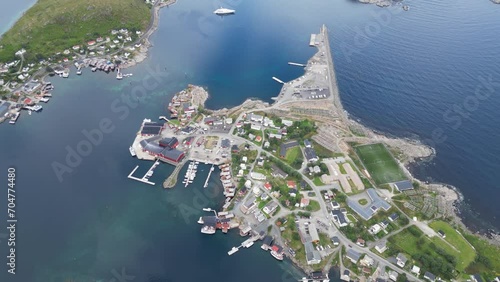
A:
347;188;392;220
221;138;230;148
393;180;413;191
0;102;10;117
271;165;288;178
331;209;348;227
304;147;319;162
304;139;312;148
279;140;299;158
346;248;361;263
159;137;179;149
140;138;184;164
424;271;436;282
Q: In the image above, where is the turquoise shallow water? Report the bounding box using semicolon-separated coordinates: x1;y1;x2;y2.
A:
1;0;500;281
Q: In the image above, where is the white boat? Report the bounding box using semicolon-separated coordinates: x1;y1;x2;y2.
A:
32;105;43;112
116;69;123;80
227;247;239;256
76;68;82;75
62;70;69;78
271;250;284;261
201;226;216;234
40;97;50;103
214;7;235;15
9;112;20;124
28;110;32;115
198;217;204;224
129;146;136;157
146;171;153;177
43;93;52;97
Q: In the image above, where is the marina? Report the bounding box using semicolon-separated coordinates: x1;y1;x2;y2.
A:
183;161;198;187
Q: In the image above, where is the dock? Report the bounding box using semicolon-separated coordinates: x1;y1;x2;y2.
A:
163;158;188;188
309;34;317;46
127;165;155;185
227;234;260;255
288;62;306;67
203;164;215;188
272;77;285;84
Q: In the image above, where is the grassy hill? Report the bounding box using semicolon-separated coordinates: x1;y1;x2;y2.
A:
0;0;151;63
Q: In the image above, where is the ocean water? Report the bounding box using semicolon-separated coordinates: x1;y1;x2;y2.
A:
0;0;499;281
0;0;37;36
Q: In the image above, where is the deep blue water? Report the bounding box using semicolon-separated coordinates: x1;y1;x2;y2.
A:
1;0;500;281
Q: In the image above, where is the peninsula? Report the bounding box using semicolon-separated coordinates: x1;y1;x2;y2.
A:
128;25;500;281
0;0;174;124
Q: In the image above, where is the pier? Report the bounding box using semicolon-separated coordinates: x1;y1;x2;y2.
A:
309;34;317;46
127;163;156;186
227;234;260;255
288;62;306;67
272;77;285;84
203;164;215;188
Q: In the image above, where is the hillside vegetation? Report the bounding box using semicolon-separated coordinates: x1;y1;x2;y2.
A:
0;0;151;63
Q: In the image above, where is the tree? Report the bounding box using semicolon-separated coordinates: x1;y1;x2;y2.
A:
396;273;407;282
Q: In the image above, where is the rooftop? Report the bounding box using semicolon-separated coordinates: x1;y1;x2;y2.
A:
347;188;391;220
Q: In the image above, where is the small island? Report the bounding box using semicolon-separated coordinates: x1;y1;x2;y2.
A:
127;25;500;281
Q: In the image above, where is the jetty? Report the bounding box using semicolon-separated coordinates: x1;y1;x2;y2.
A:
272;77;285;84
309;33;317;46
288;62;306;67
227;234;260;255
127;162;156;185
163;158;188;188
203;164;215;188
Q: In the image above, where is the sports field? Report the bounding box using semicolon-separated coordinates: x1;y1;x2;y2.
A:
354;143;407;185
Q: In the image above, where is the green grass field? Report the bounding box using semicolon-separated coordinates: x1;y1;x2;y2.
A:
0;0;150;63
429;221;476;271
285;146;302;162
354;143;407;185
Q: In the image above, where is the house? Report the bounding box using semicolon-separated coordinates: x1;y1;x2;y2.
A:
250;172;266;181
264;141;270;148
331;236;340;246
305;241;321;265
380;219;390;229
388;270;398;281
437;230;446;238
271;165;288;178
257;157;264;166
411;265;421;275
263;182;272;191
304;147;319;162
346;249;361;264
261;235;274;250
288;188;298;197
304;139;312;148
369;223;382;235
388;213;399;222
424;272;436;282
287;181;297;189
471;274;483;282
255;136;262;142
331;209;348;227
375;239;387;253
268;133;282;139
248;113;264;123
393;180;413;191
231;144;240;153
248;133;256;140
356;238;365;247
341;270;350;282
251;123;262;131
263;201;278;215
360;255;375;267
308;223;320;243
300;198;310;208
221;139;230;148
240;196;257;214
282;119;293;126
396;253;408;267
87;40;96;46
